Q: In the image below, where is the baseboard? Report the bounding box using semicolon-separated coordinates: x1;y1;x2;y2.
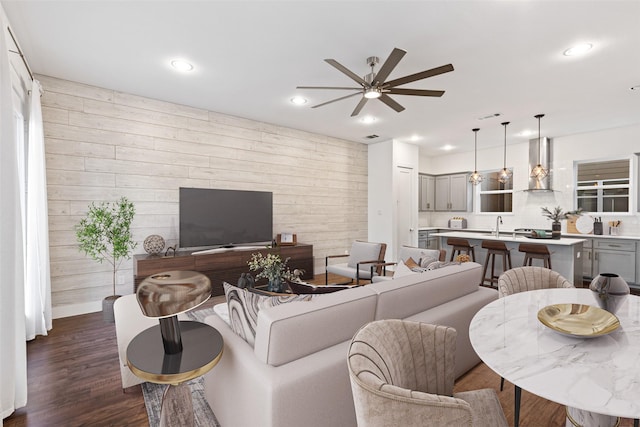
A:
52;301;102;319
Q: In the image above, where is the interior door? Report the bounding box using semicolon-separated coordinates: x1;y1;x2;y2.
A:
396;166;415;251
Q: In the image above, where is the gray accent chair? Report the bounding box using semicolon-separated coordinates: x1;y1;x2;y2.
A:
347;319;508;427
371;246;446;282
497;266;574;426
325;240;386;285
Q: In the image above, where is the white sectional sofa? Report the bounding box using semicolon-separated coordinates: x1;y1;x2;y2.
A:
202;261;496;427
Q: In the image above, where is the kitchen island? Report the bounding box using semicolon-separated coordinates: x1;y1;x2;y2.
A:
432;231;586;285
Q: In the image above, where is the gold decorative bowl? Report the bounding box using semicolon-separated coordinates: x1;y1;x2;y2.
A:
537;303;620;338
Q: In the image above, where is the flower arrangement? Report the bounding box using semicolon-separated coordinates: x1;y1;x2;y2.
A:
541;206;582;223
247;252;292;288
455;254;471;263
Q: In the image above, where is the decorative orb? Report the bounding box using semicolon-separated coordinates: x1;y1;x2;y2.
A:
143;234;165;255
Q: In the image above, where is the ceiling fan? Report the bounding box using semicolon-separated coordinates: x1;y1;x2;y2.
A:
297;47;454;117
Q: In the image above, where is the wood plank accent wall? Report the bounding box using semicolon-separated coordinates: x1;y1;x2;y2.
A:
38;74;368;317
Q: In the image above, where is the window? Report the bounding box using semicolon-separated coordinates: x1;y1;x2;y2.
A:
575;158;631;213
477;170;513;213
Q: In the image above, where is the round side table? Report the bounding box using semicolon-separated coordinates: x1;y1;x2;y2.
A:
127;321;223;427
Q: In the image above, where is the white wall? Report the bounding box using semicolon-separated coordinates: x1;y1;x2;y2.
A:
369;139;419;262
419;123;640;236
40;75;368;318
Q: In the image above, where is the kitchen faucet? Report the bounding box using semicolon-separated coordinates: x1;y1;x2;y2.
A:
495;216;503;237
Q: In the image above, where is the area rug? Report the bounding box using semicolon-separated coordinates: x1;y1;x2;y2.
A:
141;306;220;427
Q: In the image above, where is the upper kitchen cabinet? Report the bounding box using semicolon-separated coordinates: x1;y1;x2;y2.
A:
419;174;435;211
435;173;472;211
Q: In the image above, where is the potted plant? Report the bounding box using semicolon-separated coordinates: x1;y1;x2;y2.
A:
541;206;582;239
75;197;137;322
247;252;292;293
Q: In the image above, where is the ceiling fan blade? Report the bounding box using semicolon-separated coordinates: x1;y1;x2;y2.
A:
297;86;362;90
312;92;362;109
350;97;368;117
383;64;454;88
325;59;368;86
386;88;445;97
379;94;405;113
373;48;406;85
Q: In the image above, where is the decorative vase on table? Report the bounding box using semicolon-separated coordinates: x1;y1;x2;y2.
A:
268;277;284;293
589;273;629;314
551;221;561;239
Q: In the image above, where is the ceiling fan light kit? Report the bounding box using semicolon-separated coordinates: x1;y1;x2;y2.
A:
469;128;483;185
297;47;453;117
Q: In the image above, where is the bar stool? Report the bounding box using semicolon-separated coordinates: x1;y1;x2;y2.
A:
481;240;512;287
519;243;552;269
447;237;476;262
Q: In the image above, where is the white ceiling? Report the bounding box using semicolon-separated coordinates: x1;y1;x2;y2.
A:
3;1;640;156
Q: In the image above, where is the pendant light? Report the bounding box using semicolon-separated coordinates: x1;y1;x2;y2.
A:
498;121;512;184
530;114;548;179
469;128;483;185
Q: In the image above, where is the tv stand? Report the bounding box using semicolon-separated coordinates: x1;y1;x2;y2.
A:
133;243;314;296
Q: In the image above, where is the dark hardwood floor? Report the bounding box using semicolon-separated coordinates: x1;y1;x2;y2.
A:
4;274;638;426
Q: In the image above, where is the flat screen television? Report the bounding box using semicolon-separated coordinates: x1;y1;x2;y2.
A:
179;187;273;249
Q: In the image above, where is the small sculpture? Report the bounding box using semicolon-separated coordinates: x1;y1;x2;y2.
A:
237;273;256;289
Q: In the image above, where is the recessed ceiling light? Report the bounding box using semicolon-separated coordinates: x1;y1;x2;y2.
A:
410;135;422;142
290;96;307;105
360;116;376;124
170;59;194;72
441;144;455;151
519;130;535;137
563;43;593;57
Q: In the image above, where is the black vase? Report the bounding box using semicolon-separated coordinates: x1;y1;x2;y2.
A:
589;273;629;314
551;221;561;239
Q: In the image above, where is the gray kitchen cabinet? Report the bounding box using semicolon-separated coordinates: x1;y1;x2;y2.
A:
435;173;471;211
419;174;435;211
591;239;636;284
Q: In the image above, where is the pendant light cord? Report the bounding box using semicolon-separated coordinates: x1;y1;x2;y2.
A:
502;122;509;169
472;128;479;170
535;114;545;164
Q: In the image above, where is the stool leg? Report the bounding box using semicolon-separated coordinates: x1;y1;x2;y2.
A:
507;251;512;270
490;254;496;286
548;256;552;270
470;247;476;262
450;249;455;262
481;255;490;286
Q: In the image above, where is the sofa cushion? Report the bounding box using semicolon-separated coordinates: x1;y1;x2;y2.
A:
367;262;482;320
254;285;378;366
224;282;313;347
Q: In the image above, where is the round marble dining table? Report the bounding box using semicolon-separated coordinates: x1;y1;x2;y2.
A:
470;288;640;426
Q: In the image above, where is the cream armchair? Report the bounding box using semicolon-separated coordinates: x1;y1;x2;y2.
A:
325;240;386;285
348;319;508;427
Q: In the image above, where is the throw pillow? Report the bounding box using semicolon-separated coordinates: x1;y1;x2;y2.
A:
419;256;438;269
393;260;415;278
224;282;313;347
404;257;420;270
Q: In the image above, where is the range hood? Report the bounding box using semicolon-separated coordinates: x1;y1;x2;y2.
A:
526;136;554;192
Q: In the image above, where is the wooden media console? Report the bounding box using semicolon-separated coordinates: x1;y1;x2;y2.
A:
133;243;314;296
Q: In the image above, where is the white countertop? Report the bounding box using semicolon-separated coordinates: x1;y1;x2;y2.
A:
421;227;639;241
432;230;585;246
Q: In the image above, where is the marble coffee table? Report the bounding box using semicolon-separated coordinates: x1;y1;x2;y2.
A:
470;288;640;426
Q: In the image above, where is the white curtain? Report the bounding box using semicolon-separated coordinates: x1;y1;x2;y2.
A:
0;23;27;419
25;79;52;340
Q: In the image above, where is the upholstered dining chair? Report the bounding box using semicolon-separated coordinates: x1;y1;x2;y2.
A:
497;266;574;427
347;319;508;427
325;240;386;285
